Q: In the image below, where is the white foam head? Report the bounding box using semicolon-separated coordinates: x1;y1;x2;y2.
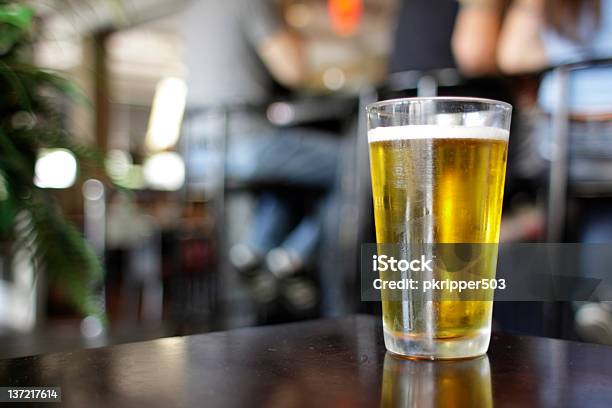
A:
368;125;509;144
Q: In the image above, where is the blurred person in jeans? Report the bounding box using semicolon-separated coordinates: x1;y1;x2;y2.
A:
181;1;339;286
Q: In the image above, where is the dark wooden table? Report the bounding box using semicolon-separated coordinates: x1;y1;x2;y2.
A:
1;315;611;407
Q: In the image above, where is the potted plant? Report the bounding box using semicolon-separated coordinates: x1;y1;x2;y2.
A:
0;0;104;322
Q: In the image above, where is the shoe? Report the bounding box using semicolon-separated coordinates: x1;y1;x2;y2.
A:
575;302;612;346
249;270;279;304
280;277;318;313
266;247;303;278
229;244;260;274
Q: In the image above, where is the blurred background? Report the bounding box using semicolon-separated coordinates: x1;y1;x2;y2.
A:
1;0;611;358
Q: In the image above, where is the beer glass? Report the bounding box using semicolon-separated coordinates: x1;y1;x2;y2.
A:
367;97;512;359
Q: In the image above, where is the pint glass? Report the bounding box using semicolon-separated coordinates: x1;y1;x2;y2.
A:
367;97;512;359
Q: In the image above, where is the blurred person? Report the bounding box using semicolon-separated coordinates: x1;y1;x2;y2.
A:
497;0;612;114
453;0;546;231
452;0;556;340
496;0;612;224
390;0;512;100
497;0;612;342
180;1;339;297
452;0;505;77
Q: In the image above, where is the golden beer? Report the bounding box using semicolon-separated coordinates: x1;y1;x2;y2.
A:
368;122;509;358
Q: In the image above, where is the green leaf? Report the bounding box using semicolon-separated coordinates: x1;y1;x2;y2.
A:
0;60;32;110
0;4;33;55
0;1;110;318
0;4;33;29
21;197;104;317
35;69;93;107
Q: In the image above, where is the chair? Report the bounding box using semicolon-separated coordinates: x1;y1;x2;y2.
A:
542;58;612;343
544;58;612;241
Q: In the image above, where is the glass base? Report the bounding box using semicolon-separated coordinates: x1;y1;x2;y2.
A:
383;328;491;360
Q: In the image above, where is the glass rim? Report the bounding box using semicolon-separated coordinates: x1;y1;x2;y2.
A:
366;96;512;112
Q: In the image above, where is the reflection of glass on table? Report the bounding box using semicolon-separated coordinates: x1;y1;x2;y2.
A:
381;353;492;408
